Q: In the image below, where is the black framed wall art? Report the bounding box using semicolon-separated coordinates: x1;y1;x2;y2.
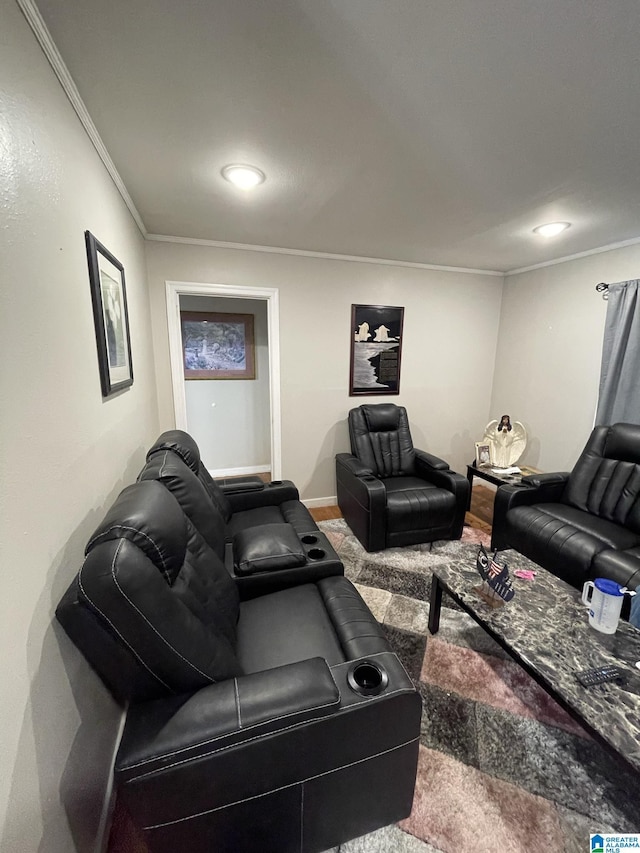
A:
85;231;133;397
349;304;404;396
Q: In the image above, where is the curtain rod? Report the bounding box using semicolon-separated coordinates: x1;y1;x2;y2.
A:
596;282;609;300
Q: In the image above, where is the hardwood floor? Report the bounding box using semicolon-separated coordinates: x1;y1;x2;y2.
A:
309;504;343;522
310;484;495;536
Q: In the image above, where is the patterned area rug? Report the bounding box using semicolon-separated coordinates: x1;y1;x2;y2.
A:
318;520;640;853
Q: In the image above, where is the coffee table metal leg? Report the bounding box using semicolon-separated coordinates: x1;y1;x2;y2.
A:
428;575;443;634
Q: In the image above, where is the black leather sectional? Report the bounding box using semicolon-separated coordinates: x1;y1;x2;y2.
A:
56;431;421;852
492;423;640;595
138;430;344;598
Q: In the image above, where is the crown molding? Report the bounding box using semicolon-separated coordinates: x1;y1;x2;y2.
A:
17;0;147;236
146;233;504;277
18;0;640;278
505;235;640;276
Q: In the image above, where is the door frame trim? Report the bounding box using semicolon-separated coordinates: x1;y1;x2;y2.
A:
165;280;282;478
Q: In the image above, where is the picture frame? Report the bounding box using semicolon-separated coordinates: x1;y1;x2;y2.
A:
475;442;493;467
180;311;255;380
349;304;404;396
85;231;133;398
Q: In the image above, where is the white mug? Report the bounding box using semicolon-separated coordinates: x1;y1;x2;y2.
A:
581;578;624;634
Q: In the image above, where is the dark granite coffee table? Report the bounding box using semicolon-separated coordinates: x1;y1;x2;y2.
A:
428;548;640;775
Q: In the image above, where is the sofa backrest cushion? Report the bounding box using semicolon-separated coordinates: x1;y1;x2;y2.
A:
62;481;242;702
147;429;233;522
138;450;228;560
565;423;640;533
348;404;416;477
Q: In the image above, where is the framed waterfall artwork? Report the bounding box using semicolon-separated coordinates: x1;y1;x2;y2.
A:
85;231;133;397
180;311;256;380
349;304;404;396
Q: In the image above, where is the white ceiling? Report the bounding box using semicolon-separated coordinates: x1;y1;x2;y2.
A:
32;0;640;273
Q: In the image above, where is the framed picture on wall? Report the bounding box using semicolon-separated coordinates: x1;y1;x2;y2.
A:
85;230;133;397
349;304;404;396
180;311;256;379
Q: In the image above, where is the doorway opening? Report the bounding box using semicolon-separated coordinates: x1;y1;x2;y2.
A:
165;281;281;479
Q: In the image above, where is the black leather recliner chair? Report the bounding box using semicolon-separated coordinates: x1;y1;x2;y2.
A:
145;430;317;538
138;431;344;598
336;404;469;552
56;480;421;853
492;422;640;592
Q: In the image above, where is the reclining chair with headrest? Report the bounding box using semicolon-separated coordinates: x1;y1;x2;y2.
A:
139;434;344;598
56;480;421;853
336;404;469;552
145;429;316;538
492;422;640;594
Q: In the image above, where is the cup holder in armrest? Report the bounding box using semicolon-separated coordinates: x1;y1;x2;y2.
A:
307;548;325;560
301;534;318;545
347;660;389;697
269;480;284;486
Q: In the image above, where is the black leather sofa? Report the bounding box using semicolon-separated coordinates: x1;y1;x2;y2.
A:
138;430;343;598
56;477;421;853
492;423;640;594
336;404;469;551
144;430;318;539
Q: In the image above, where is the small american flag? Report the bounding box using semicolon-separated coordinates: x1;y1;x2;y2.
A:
488;559;503;579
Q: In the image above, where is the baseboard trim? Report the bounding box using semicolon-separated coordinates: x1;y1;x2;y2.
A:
303;495;338;509
208;465;270;478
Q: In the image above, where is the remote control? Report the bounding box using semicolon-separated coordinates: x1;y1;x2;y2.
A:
574;665;626;687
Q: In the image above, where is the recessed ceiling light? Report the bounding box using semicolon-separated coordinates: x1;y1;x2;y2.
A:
533;221;571;237
221;164;265;189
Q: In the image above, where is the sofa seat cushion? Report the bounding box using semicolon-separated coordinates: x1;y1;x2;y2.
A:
228;500;316;538
534;504;640;550
505;503;640;588
233;523;306;576
591;547;640;590
237;584;346;673
384;476;456;533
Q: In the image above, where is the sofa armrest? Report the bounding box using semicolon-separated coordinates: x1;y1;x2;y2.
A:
226;479;300;512
217;477;265;495
521;472;571;489
233;523;306;576
491;474;570;550
336;453;387;550
117;657;340;779
414;449;449;472
335;452;374;478
115;650;421;844
415;451;468;497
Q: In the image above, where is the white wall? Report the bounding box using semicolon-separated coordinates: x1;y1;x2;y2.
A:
0;3;160;850
180;295;271;473
490;243;640;472
146;242;504;501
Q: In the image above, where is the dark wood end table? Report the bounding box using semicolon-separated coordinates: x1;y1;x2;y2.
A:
466;463;541;508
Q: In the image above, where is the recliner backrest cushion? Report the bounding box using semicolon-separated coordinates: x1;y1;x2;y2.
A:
147;429;233;522
348;404;415;477
138;450;228;560
67;481;241;701
565;423;640;533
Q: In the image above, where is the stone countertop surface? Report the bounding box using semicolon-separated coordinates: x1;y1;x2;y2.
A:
434;545;640;774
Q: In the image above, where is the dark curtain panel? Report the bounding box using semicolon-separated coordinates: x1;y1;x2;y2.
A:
595;279;640;425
